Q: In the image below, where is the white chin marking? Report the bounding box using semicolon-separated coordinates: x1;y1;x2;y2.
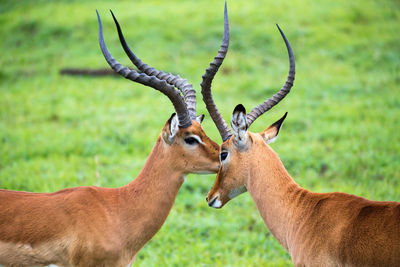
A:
212;198;222;208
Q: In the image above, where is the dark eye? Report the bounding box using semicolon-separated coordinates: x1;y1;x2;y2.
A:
220;151;228;161
184;137;199;145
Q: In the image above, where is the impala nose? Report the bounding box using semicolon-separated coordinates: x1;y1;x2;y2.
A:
207;197;216;207
207;196;222;208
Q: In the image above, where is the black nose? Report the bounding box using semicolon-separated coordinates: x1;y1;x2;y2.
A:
206;197;209;202
208;197;217;207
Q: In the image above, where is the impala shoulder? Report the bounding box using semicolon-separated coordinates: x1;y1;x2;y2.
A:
52;186;107;208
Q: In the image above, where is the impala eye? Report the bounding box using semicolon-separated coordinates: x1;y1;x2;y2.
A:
220;151;228;161
184;137;199;145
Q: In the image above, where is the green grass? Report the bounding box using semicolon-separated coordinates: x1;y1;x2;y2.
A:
1;0;399;266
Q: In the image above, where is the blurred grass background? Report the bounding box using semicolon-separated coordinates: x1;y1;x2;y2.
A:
0;0;399;266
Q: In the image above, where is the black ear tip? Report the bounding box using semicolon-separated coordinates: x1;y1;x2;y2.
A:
167;112;176;123
276;111;287;125
233;104;246;114
198;114;205;123
279;112;288;123
271;112;288;129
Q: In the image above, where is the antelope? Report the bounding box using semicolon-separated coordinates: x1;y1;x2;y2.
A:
0;5;231;266
203;18;400;266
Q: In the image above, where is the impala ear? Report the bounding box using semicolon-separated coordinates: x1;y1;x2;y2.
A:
162;113;179;144
231;104;248;148
196;114;205;124
261;112;287;144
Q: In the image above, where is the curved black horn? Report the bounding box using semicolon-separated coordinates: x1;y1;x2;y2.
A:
97;10;192;128
246;24;295;127
110;10;197;120
201;1;232;141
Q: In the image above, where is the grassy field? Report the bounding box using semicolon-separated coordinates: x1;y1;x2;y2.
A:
1;0;399;266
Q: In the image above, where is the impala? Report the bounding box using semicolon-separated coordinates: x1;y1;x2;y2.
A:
203;19;400;266
0;5;231;266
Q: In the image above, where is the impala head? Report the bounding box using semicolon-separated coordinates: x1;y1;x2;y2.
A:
159;112;219;174
201;15;295;207
207;105;288;207
96;5;235;175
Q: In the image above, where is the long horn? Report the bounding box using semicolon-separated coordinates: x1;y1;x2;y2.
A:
96;10;192;128
246;24;295;127
109;10;197;120
201;1;232;141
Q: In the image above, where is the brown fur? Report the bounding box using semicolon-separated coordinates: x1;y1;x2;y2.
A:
0;119;219;267
208;130;400;266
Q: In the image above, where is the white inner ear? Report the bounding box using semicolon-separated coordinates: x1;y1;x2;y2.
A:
264;121;284;144
266;135;278;144
231;111;248;144
169;114;179;142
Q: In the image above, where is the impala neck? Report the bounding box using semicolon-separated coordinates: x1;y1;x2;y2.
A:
245;144;307;252
119;136;185;248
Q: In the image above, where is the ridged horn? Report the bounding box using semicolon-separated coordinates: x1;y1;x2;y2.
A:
109;10;197;120
97;10;192;128
246;24;295;127
201;1;232;141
